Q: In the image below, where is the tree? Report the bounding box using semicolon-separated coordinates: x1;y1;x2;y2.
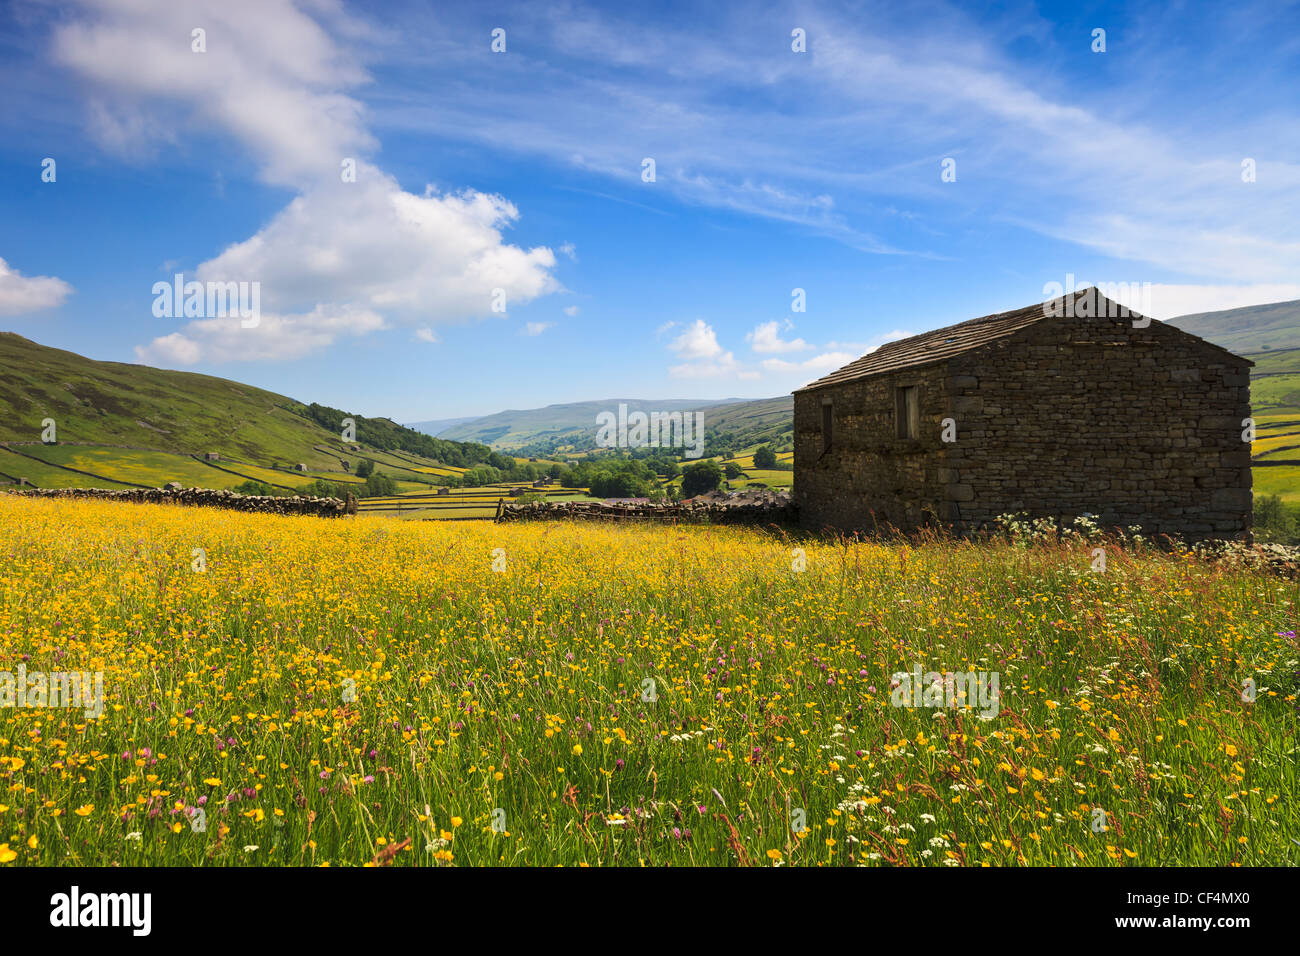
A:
363;472;396;497
724;461;743;479
464;465;501;487
233;479;278;496
354;458;374;478
680;460;723;497
752;445;778;469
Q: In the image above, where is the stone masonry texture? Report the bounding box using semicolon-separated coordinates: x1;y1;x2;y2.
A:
794;296;1253;542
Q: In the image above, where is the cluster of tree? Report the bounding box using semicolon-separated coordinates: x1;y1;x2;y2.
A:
752;445;783;469
1255;494;1300;544
703;427;793;460
565;458;661;498
297;403;504;469
680;460;723;497
515;432;599;458
233;473;396;500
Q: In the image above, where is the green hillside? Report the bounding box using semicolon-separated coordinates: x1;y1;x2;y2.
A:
696;395;793;454
1166;298;1300;353
0;331;341;468
0;332;516;496
0;332;503;468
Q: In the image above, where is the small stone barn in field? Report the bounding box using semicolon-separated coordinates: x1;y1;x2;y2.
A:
794;287;1253;541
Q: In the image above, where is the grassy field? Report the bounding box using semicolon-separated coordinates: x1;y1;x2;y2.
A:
0;495;1294;867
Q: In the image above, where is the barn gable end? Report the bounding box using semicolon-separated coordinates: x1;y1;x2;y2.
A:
794;288;1253;541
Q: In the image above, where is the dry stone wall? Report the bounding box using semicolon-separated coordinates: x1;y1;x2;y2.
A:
4;486;357;517
499;490;795;524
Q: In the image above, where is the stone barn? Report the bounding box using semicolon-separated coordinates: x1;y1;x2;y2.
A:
794;287;1253;541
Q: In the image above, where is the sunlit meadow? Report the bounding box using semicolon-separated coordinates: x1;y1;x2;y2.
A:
0;497;1295;867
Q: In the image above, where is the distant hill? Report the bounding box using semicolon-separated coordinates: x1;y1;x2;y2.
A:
406;416;479;437
436;397;747;450
1165;299;1300;353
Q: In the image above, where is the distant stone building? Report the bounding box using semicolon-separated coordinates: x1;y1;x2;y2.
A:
794;288;1252;541
204;451;220;461
294;463;308;472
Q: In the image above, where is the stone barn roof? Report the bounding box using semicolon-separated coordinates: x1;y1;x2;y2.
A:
796;287;1248;393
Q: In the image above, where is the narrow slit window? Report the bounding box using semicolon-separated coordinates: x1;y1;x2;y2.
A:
896;386;919;439
821;402;833;453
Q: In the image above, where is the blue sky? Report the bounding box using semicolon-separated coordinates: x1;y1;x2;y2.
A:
1;0;1298;420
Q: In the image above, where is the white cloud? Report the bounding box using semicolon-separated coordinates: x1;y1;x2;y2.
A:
197;169;558;321
53;0;560;362
669;319;724;360
761;351;858;378
825;330;912;352
414;327;439;343
665;319;760;379
564;305;580;317
747;319;811;353
134;331;201;366
558;242;577;261
52;0;374;186
1134;283;1300;320
372;3;1300;282
522;321;553;336
0;257;73;315
135;304;386;364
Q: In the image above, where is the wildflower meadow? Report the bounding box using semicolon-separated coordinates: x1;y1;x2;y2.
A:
0;496;1295;867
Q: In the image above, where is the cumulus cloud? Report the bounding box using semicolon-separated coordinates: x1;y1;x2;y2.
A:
669;319;725;361
747;319;811;354
414;327;439;343
0;257;73;315
53;0;560;363
760;351;858;378
666;319;758;379
135;304;386;365
522;321;553;336
197;170;557;319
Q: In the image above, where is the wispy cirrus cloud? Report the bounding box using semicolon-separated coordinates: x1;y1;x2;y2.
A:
369;0;1300;281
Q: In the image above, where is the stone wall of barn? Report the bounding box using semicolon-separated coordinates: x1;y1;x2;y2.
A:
795;310;1253;542
942;311;1252;540
794;361;950;532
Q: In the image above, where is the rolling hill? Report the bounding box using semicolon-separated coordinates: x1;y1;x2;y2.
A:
0;332;504;494
1165;298;1300;353
0;331;340;468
